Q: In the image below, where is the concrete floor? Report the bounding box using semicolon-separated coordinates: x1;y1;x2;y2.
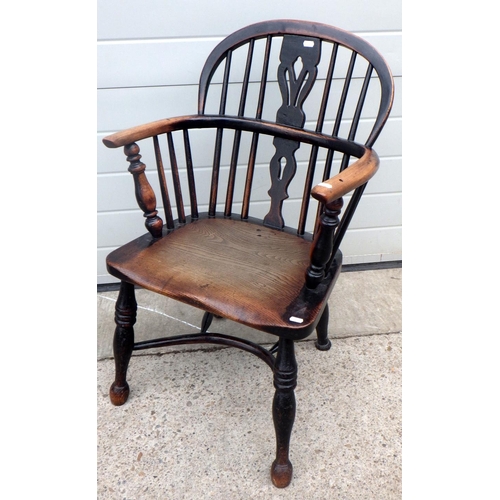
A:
97;267;402;499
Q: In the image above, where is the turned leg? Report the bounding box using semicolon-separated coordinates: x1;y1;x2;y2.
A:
109;281;137;406
271;338;297;488
315;304;332;351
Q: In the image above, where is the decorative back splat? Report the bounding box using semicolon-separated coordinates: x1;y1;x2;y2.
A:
263;35;321;229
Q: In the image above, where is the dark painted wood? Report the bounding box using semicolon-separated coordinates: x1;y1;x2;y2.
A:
271;337;297;487
166;132;186;224
306;198;344;289
198;19;394;147
133;332;276;369
263;35;321;228
153;135;175;230
103;115;366;154
109;281;136;406
315;304;331;351
101;19;395;488
200;311;213;334
182;129;199;220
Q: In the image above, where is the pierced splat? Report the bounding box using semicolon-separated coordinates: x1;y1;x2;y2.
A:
264;36;321;229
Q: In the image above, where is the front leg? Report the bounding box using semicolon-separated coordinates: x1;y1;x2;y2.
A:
109;281;137;406
271;337;297;488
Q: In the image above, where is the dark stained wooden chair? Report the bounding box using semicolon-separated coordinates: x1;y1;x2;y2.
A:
102;19;394;488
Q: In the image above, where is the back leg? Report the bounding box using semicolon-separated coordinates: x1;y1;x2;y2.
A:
109;281;137;406
315;304;331;351
201;312;214;333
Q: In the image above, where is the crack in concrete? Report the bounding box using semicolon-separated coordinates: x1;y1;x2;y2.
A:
98;294;202;331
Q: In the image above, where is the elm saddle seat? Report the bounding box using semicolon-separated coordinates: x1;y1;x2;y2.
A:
108;217;337;336
102;19;394;488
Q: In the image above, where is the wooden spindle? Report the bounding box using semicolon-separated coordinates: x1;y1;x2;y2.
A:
209;129;223;217
124;143;163;238
166;132;186;224
312;51;357;238
224;42;255;217
317;43;339;131
339;63;373;172
219;51;232;115
340;64;373;171
297;146;319;236
241;133;259;220
328;184;367;266
183;130;198;220
238;40;254;116
225;129;241;217
332;51;357;138
297;43;339;236
256;36;272;120
348;63;373;142
153;135;175;230
298;45;339;235
241;37;271;220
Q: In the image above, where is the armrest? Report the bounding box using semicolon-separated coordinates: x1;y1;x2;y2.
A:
306;147;379;289
102;116;192;148
102;115;366;158
310;148;379;204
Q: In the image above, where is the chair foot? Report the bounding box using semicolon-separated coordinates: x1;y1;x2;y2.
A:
271;459;293;488
109;381;130;406
315;338;332;351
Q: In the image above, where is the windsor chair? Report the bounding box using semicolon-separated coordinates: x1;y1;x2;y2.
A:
102;19;394;488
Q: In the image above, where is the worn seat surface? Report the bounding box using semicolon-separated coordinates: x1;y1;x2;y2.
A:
107;217;340;338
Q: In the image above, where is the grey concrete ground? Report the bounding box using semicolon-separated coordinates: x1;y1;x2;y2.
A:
97;267;402;499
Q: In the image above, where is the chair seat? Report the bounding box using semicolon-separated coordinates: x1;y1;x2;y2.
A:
107;217;340;338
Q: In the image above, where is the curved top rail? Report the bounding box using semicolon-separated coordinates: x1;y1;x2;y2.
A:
198;19;394;147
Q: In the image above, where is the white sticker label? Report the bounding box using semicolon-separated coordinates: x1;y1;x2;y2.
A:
289;316;304;324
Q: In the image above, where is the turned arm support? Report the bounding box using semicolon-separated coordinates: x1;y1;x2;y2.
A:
123;143;164;238
306;148;379;289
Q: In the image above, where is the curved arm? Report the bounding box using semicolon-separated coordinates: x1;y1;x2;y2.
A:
102;114;367;158
310;148;379;204
102;115;194;148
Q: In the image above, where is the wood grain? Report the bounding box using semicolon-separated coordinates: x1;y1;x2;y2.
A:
310;147;379;204
106;217;340;338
